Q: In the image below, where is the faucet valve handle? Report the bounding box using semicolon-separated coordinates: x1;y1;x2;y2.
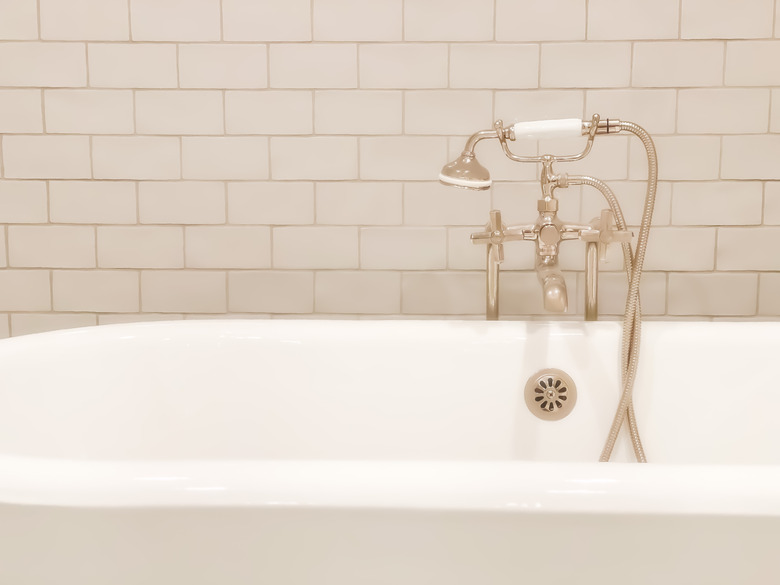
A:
581;210;634;261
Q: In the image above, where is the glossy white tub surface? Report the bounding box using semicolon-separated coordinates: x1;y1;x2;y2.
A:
0;319;778;585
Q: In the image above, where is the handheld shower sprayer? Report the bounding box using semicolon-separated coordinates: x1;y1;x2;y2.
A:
438;115;622;190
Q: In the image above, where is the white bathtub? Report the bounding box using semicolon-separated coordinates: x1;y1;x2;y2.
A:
0;319;778;585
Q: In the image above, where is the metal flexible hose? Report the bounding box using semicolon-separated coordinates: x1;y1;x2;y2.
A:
567;174;646;462
602;121;657;462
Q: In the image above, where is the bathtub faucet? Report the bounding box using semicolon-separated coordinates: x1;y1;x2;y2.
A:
441;114;633;320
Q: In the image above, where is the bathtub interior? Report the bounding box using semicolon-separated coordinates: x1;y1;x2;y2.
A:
0;319;775;465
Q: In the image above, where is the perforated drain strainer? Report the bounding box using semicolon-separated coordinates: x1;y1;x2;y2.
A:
524;368;577;421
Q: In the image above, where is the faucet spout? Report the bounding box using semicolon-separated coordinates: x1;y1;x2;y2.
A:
536;257;568;312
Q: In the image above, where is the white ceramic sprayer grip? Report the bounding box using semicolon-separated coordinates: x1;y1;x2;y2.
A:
511;118;584;139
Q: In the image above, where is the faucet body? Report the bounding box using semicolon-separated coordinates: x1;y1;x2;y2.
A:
469;120;631;319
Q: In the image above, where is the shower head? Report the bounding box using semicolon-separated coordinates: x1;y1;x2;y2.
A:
439;152;491;191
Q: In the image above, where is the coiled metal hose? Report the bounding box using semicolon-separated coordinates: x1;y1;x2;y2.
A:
569;121;657;463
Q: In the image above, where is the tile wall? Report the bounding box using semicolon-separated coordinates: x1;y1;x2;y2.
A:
0;0;779;335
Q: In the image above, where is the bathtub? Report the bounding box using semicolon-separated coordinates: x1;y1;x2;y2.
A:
0;319;778;585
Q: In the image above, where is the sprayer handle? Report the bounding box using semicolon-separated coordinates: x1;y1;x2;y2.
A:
512;119;585;140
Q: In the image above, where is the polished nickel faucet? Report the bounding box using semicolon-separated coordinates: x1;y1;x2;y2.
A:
441;114;631;321
439;113;660;464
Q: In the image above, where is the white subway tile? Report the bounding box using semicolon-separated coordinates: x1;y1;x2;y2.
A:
316;271;400;314
229;271;314;313
12;313;97;336
668;273;757;316
718;227;780;270
0;314;8;338
360;137;447;180
41;0;128;40
447;226;490;270
314;0;401;41
0;0;38;39
45;89;133;134
758;274;780;316
136;91;223;135
0;180;47;222
764;182;780;225
0;228;5;268
0;90;42;133
273;226;358;269
98;226;183;268
496;0;585;41
185;226;271;268
3;135;91;179
360;227;447;270
672;182;763;225
495;90;584;122
361;227;446;269
93;136;180;180
228;182;314;225
314;91;401;134
642;227;716;271
632;42;724;87
405;0;493;41
270;44;357;89
591;272;667;316
179;44;268;89
130;0;220;41
585;89;676;134
0;271;50;311
359;44;448;89
50;181;136;224
222;0;311;41
226;91;312;135
405;90;493;135
450;44;539;89
88;43;177;89
682;0;773;39
772;89;780;132
271;137;357;180
316;182;402;225
99;313;183;325
539;135;629;180
142;271;226;313
140;181;226;225
580;180;673;227
678;89;769;134
183;137;269;180
53;270;139;312
630;136;720;181
588;0;678;40
404;182;490;225
0;43;86;87
721;136;780;180
402;272;484;315
541;43;631;88
9;226;95;268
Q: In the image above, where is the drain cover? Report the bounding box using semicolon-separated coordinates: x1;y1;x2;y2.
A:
524;368;577;421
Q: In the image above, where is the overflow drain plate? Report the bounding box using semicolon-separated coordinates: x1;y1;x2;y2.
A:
524;368;577;421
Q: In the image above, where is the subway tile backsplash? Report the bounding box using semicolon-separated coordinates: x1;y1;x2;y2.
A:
0;0;779;335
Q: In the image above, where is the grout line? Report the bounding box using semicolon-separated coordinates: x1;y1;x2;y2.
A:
127;0;132;40
584;0;589;40
219;0;224;42
223;181;228;225
677;0;682;39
